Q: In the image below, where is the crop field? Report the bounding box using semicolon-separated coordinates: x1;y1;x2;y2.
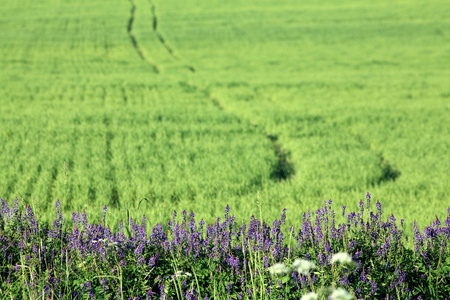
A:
0;0;449;242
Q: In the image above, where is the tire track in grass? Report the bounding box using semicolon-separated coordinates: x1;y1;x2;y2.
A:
266;134;295;181
182;82;295;183
103;115;120;209
127;0;159;73
121;87;128;104
147;0;196;73
353;133;401;187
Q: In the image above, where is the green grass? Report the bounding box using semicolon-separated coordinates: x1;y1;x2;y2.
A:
0;0;449;241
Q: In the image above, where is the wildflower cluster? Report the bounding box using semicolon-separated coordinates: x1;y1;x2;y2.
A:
0;194;449;299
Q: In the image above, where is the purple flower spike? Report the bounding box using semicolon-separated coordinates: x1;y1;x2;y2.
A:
117;286;122;300
359;199;364;215
226;283;232;294
146;290;153;300
376;200;382;217
247;288;253;297
102;205;107;223
101;278;107;294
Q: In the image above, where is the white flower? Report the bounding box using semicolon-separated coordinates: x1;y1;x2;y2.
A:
268;263;288;275
331;252;353;265
292;259;316;275
330;287;353;300
301;292;319;300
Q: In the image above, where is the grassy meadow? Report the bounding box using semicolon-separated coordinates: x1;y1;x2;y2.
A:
0;0;449;242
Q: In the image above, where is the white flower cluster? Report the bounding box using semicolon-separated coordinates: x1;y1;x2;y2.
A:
163;270;192;280
268;252;356;300
292;259;317;275
268;259;316;276
330;252;354;265
268;263;289;275
90;238;120;251
301;288;353;300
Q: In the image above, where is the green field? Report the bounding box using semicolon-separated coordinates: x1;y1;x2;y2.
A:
0;0;449;240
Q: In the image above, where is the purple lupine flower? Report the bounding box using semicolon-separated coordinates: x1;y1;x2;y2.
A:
247;288;253;297
103;206;107;223
445;208;450;227
227;283;232;294
240;277;245;287
120;260;126;267
137;256;145;266
359;199;364;216
12;198;19;219
376;200;382;217
263;255;269;268
19;239;25;254
117;286;122;300
324;240;331;253
54;200;64;226
237;294;243;300
148;253;158;267
101;278;107;294
159;283;166;300
341;206;346;218
134;242;144;256
81;211;88;228
360;268;367;282
317;252;326;267
146;290;153;300
141;214;147;238
281;208;287;225
182;210;187;227
370;280;377;295
224;205;230;220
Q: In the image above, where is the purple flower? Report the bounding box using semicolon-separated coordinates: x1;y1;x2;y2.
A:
366;192;371;205
159;283;166;300
281;208;287;225
359;199;364;215
376;200;382;217
247;288;253;297
103;205;107;223
227;283;232;294
101;278;107;294
240;277;245;287
134;242;144;256
370;280;377;295
117;286;122;300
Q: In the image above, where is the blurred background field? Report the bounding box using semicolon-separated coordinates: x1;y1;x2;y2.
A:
0;0;449;240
